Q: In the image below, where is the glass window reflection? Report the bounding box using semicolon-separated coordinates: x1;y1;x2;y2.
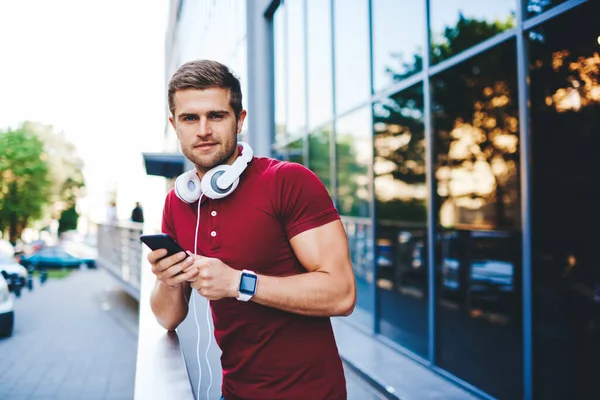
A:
529;3;600;398
286;0;306;137
371;0;425;93
527;0;568;18
286;137;304;166
333;0;371;114
307;0;333;129
273;5;287;147
429;0;516;65
432;40;522;400
342;217;375;329
374;83;429;358
336;106;372;218
308;125;332;195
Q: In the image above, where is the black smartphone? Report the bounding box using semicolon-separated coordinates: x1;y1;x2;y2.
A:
140;233;187;259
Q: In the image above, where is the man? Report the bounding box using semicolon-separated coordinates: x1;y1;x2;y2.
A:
148;59;356;400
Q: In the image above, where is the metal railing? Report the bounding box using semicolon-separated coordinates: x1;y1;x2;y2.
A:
96;223;195;400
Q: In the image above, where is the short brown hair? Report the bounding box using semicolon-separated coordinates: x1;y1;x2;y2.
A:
168;59;243;118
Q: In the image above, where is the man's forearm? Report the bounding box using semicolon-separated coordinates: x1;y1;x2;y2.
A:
251;271;355;317
150;280;190;331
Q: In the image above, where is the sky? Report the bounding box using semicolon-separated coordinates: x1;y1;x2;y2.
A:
0;0;170;231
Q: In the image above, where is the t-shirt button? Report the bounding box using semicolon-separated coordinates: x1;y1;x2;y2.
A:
210;231;217;237
211;211;217;217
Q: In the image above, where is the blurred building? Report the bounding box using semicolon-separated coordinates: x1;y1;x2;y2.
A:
151;1;600;399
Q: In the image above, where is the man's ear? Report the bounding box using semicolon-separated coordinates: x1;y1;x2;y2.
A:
236;110;247;134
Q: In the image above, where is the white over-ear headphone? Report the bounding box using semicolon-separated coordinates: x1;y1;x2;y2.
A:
174;142;254;202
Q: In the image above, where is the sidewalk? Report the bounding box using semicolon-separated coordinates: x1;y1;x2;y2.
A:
0;268;138;400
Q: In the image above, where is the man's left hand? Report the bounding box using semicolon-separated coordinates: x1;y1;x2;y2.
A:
185;253;240;300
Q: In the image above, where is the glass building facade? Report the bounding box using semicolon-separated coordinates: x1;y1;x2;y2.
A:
269;0;600;399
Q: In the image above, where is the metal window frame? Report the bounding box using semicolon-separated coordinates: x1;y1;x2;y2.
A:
516;2;532;399
423;0;436;368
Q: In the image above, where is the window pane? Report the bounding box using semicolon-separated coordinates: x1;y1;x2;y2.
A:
526;0;568;18
336;106;372;218
371;0;425;93
307;0;333;128
432;40;522;400
374;83;429;358
286;0;306;137
273;5;286;147
342;217;375;329
529;2;600;398
286;137;304;166
308;125;332;195
337;106;375;330
429;0;516;65
334;0;371;114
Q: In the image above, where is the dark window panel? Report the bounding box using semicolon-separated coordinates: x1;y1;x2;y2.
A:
432;39;523;400
374;82;429;358
429;0;516;65
529;2;600;399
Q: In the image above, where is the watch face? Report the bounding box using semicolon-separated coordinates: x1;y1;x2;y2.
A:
239;272;257;295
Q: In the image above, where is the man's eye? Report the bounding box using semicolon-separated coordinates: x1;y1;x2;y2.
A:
209;114;224;120
183;115;197;121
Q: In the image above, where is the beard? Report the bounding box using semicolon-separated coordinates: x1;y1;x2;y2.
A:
182;139;237;174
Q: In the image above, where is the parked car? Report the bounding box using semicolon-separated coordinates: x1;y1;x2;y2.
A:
0;274;14;337
0;255;28;296
19;246;96;270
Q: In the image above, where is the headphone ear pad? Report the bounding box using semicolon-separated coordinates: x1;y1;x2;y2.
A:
201;165;240;200
174;170;202;203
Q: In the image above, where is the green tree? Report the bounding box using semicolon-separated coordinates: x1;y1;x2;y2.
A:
22;122;85;212
0;127;52;243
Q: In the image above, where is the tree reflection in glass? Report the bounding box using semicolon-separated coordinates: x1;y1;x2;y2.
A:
308;126;332;195
433;41;520;230
432;39;523;400
335;107;372;218
373;83;429;358
429;1;515;65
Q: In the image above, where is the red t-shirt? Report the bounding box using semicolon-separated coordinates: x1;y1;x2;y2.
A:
162;157;347;400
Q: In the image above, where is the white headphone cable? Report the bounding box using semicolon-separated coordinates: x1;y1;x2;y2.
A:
192;193;203;400
191;192;214;400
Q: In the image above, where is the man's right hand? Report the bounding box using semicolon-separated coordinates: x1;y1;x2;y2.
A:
148;250;199;288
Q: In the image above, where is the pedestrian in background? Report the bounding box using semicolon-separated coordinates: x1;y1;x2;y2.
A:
130;202;144;224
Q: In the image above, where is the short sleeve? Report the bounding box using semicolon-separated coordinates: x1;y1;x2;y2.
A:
274;162;340;240
162;191;177;240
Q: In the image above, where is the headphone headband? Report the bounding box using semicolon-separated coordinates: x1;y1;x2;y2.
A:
174;141;254;202
216;142;253;190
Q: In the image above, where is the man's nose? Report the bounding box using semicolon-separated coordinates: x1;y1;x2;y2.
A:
197;117;212;137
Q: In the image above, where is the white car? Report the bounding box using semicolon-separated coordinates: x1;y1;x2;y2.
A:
0;255;29;296
0;274;14;336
